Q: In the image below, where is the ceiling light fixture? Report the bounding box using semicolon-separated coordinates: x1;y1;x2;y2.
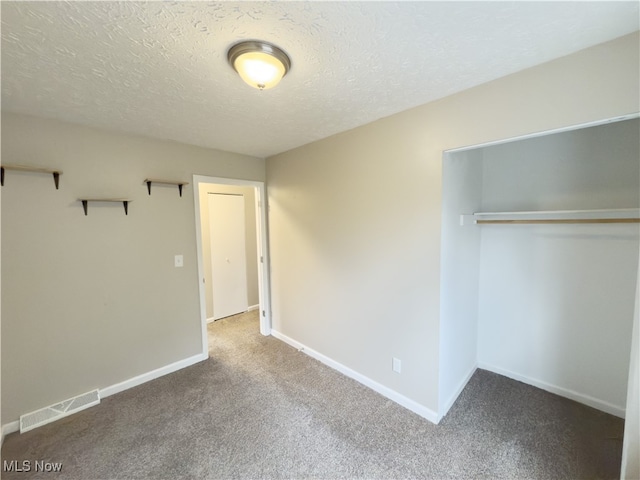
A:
227;40;291;90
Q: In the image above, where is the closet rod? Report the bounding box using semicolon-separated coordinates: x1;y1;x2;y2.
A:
474;207;639;216
477;218;640;225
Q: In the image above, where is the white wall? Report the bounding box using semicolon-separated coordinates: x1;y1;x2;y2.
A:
1;113;264;424
477;119;639;415
621;251;640;478
439;149;483;414
198;183;259;319
266;33;639;417
0;117;2;443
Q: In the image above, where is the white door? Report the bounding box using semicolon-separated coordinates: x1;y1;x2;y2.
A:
208;193;248;320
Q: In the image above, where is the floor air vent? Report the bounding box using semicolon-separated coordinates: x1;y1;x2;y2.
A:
20;389;100;433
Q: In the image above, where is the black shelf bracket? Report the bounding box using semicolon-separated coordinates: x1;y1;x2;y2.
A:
79;199;131;216
144;179;188;197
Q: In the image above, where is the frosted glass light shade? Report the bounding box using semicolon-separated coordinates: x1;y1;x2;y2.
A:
228;41;291;90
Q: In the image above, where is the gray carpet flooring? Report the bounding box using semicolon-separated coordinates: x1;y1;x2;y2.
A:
1;310;624;479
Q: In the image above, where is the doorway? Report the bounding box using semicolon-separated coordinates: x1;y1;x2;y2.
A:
192;175;271;357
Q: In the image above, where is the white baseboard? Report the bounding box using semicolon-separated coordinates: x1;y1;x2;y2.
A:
1;353;209;437
2;420;20;439
207;306;258;323
100;352;208;398
439;364;477;420
478;362;626;418
270;329;440;424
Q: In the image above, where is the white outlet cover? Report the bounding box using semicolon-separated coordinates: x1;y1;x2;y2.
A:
392;357;401;374
174;255;183;267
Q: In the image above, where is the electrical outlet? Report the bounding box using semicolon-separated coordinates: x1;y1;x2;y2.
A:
392;357;401;374
174;255;184;267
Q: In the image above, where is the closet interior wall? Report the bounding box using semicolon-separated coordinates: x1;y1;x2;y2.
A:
441;118;640;417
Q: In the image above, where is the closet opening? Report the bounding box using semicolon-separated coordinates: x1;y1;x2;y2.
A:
439;115;639;420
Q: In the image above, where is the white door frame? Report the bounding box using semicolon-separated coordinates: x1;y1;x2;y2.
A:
193;175;271;357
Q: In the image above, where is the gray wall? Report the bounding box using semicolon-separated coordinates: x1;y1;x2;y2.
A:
198;183;259;319
266;33;639;417
1;113;264;422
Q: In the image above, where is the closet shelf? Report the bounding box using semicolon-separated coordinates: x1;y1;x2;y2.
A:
78;198;132;216
1;164;62;189
143;179;188;197
461;208;640;226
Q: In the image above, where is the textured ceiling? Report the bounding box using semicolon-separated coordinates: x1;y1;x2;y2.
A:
2;2;638;158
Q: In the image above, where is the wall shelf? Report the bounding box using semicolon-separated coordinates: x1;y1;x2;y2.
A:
144;179;188;197
78;198;132;216
1;164;62;189
461;208;640;226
